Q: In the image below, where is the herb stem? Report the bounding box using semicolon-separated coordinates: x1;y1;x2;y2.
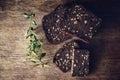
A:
23;11;47;67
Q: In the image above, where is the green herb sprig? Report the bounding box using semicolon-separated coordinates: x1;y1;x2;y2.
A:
24;11;48;67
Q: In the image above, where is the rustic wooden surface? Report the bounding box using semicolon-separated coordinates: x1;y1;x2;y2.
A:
0;0;120;80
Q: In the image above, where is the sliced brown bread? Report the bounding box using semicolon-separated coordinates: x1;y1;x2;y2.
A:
61;3;101;42
42;13;72;44
53;40;90;75
71;49;89;77
53;41;74;72
42;3;101;44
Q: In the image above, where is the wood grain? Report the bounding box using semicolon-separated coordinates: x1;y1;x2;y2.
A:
0;0;120;80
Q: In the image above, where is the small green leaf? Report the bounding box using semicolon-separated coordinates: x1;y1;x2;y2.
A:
31;20;37;25
29;27;33;30
41;53;46;57
34;45;41;52
31;60;37;63
26;34;33;39
31;57;39;63
38;39;43;45
27;27;33;34
33;64;40;67
23;13;30;19
31;13;35;17
24;11;47;66
38;53;46;60
32;39;38;45
41;62;48;67
31;31;37;36
39;41;43;46
31;51;36;56
34;35;37;40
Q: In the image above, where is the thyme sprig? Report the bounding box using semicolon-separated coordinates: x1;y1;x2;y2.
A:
24;11;47;67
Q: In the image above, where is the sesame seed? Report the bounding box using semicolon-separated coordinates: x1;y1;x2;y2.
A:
59;63;61;66
77;17;79;20
73;11;76;14
89;29;92;32
54;29;57;32
71;18;74;21
89;35;92;38
70;50;73;53
57;28;60;30
73;18;76;20
48;29;50;32
74;21;78;24
59;31;62;34
76;31;79;33
53;38;56;40
95;30;97;32
52;27;54;29
57;38;60;41
84;14;88;16
74;64;76;67
84;57;86;59
81;55;83;57
64;25;67;28
84;20;87;24
60;58;62;60
72;46;74;48
82;63;84;65
68;27;70;30
78;8;81;10
64;59;66;62
57;15;60;18
75;5;79;8
61;28;65;31
76;14;79;17
80;72;82;74
55;61;58;65
72;30;75;33
88;33;91;36
66;54;69;57
80;14;83;16
56;19;60;23
85;34;87;36
96;22;100;26
90;27;93;30
56;53;60;56
66;60;69;63
66;67;68;70
67;56;69;59
76;60;78;63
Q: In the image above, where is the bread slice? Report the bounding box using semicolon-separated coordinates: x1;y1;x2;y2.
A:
61;3;101;42
53;40;90;75
71;49;89;76
42;3;101;44
42;14;71;44
53;41;74;72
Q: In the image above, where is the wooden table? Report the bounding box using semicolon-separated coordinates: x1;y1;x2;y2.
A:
0;0;119;80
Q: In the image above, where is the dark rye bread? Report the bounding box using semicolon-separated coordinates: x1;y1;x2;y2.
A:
71;49;89;77
61;3;101;42
42;5;72;44
53;40;89;73
71;40;89;76
42;3;101;44
53;41;74;72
